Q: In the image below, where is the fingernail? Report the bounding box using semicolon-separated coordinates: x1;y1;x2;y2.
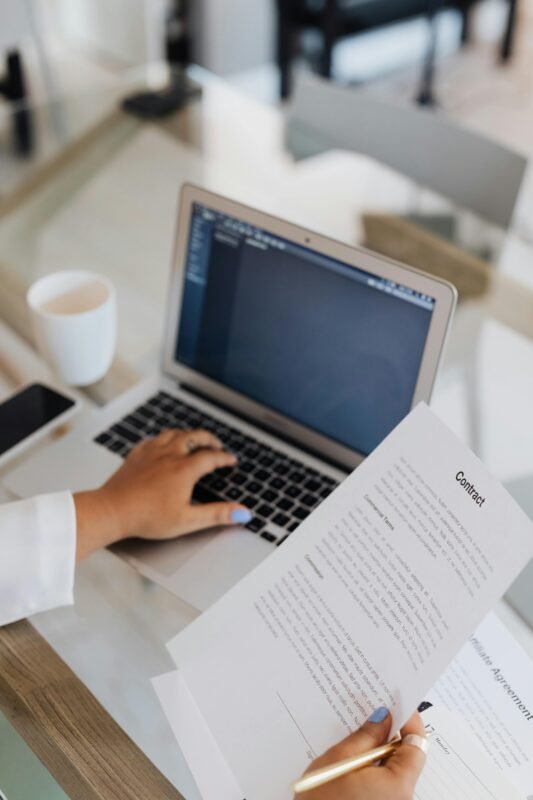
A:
231;509;253;524
368;707;389;723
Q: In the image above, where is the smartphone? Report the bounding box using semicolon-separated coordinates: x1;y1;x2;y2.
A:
0;382;81;465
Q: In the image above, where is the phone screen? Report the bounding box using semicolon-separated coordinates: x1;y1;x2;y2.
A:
0;384;75;455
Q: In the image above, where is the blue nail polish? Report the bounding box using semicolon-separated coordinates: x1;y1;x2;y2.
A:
368;706;389;723
231;509;253;524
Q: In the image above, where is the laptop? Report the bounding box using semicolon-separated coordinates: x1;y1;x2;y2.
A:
6;184;457;610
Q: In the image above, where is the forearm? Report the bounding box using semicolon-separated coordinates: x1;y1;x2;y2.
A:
73;490;123;562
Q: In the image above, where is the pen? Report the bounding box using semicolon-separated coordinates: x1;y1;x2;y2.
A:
292;733;429;794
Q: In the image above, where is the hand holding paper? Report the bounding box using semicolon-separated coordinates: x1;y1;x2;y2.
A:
162;404;533;800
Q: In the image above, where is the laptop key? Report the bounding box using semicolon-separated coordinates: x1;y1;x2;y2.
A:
261;532;277;543
150;394;167;407
301;493;319;507
231;472;247;486
285;485;302;499
254;469;270;483
109;439;125;453
226;487;243;501
122;413;145;429
261;489;278;503
277;535;289;546
278;497;294;512
270;476;285;490
320;486;333;499
273;463;290;476
242;495;258;509
211;478;228;492
288;521;299;533
192;484;221;504
273;512;290;527
304;478;321;492
288;471;305;484
259;455;274;468
95;432;112;446
246;517;265;533
246;480;262;494
256;503;274;519
135;406;154;421
294;506;310;521
111;424;142;444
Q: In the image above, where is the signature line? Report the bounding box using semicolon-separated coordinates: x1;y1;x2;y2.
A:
277;692;317;757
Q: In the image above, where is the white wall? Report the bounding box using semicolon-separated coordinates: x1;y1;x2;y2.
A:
44;0;274;74
194;0;274;75
46;0;166;64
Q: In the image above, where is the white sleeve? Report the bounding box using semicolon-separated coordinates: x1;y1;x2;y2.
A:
0;492;76;626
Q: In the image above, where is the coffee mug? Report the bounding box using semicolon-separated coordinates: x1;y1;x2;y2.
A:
27;270;117;386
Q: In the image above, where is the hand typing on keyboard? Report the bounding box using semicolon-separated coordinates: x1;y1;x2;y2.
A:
93;391;340;548
74;429;252;560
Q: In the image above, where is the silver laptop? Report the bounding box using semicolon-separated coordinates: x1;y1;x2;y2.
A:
6;184;457;610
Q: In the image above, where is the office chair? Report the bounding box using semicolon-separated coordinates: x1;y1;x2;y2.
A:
276;0;519;100
286;74;526;228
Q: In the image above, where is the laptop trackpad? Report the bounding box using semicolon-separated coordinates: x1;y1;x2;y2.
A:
118;528;273;611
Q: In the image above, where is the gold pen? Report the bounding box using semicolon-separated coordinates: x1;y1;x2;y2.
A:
292;733;429;794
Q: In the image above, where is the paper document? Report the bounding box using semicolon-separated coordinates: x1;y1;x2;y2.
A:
166;404;533;800
417;705;523;800
152;671;244;800
429;611;533;798
152;673;522;800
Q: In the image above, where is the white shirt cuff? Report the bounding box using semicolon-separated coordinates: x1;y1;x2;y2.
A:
0;492;76;626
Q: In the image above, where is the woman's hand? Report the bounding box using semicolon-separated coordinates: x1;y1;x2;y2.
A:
74;429;252;560
297;708;426;800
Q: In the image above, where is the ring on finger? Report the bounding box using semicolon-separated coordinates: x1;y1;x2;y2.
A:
186;437;199;454
402;734;429;754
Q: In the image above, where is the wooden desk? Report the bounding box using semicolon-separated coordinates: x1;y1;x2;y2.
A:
0;620;184;800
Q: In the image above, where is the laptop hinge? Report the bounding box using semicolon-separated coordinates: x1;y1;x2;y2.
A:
179;382;349;474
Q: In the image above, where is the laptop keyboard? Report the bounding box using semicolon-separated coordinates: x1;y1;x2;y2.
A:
93;391;339;545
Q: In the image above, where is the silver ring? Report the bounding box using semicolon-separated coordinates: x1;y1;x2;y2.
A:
402;734;429;755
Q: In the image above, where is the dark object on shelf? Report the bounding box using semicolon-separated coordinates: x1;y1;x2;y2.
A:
0;50;34;156
122;0;200;119
275;0;517;100
122;74;201;118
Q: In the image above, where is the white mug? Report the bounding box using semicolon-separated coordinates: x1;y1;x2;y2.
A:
27;270;117;386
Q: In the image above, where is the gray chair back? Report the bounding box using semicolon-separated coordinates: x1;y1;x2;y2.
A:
286;74;527;229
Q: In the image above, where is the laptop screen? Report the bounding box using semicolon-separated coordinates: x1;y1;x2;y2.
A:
175;202;435;456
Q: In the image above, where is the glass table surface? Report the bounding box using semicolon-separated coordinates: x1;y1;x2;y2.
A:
1;64;533;798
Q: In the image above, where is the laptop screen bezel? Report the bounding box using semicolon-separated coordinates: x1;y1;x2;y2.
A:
162;184;457;471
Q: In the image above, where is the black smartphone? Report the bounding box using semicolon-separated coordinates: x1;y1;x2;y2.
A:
0;383;80;462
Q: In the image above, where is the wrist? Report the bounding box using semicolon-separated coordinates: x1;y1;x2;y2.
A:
73;488;124;562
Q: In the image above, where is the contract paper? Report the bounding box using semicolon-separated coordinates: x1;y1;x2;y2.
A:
152;674;522;800
152;671;244;800
429;611;533;798
167;404;533;800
